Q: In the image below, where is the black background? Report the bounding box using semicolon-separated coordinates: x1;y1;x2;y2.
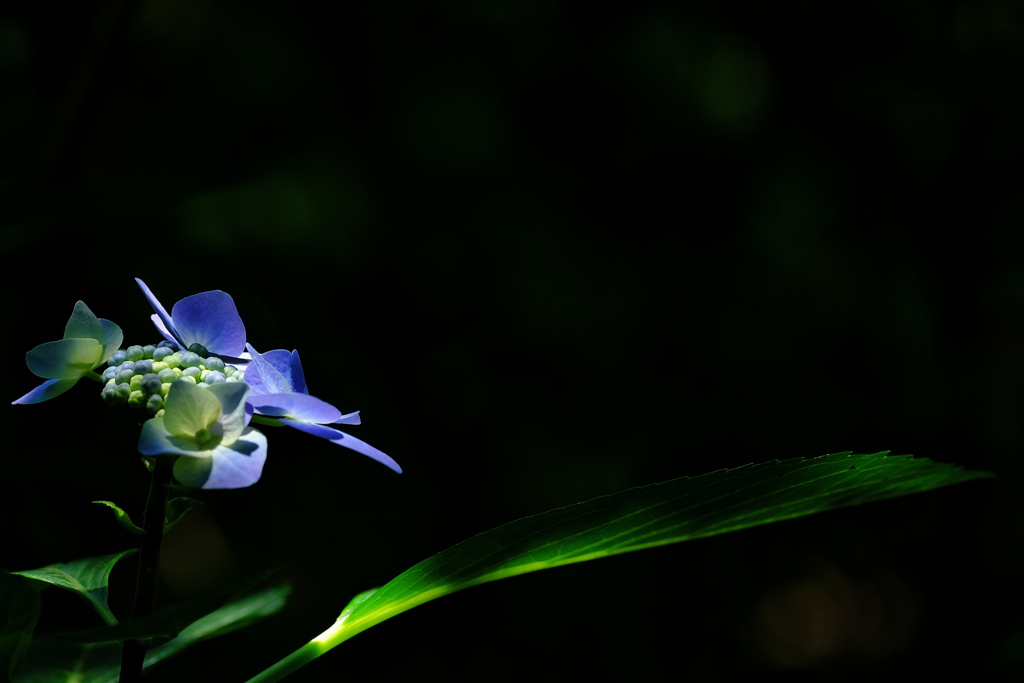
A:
0;1;1020;681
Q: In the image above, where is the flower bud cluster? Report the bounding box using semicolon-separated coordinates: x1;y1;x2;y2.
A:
100;340;243;416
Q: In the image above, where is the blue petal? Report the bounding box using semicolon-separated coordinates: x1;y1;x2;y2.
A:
12;378;78;404
244;344;293;395
331;411;361;426
281;420;402;473
171;291;246;357
173;427;268;489
248;392;342;423
261;349;298;386
149;314;178;346
136;279;181;344
288;349;307;394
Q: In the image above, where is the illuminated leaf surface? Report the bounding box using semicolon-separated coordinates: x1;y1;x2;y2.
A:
328;452;991;646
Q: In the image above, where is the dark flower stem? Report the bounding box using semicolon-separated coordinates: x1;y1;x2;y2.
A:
119;456;174;682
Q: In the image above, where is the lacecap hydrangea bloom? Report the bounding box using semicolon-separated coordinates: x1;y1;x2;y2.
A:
13;301;123;405
14;279;398;489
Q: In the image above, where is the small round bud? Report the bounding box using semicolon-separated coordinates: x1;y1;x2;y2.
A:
129;374;143;391
146;394;164;415
108;350;127;367
158;368;178;383
157;340;180;350
152;346;174;361
188;343;210;358
182;366;202;380
180;376;197;385
114;383;132;402
163;353;182;369
204;356;226;372
155;408;165;417
115;368;135;384
128;389;146;408
142;345;157;359
126;345;146;362
101;366;118;382
118;360;136;372
151;361;169;374
195;381;210;388
179;351;203;368
134;359;154;375
101;383;119;405
205;371;226;384
141;373;162;394
160;382;172;396
225;376;238;382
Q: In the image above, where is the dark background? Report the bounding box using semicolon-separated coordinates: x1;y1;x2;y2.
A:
0;1;1020;681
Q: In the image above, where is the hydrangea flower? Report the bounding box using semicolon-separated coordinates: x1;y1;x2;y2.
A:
138;380;267;489
135;278;248;362
243;343;401;473
13;301;123;404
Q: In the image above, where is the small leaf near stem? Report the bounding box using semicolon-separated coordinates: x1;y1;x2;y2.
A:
93;500;146;536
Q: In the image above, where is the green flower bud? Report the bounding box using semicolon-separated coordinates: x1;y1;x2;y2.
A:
151;361;169;374
205;370;226;384
114;383;132;402
182;366;202;380
115;368;135;384
142;345;157;359
129;374;143;391
101;383;119;405
155;408;165;418
160;382;172;396
204;356;226;372
225;376;239;382
128;389;146;407
146;394;164;415
188;343;210;358
158;368;178;383
126;345;145;362
153;346;174;362
141;373;162;394
163;353;181;369
180;375;197;385
179;351;203;368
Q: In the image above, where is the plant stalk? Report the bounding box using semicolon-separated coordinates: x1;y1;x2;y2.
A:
119;456;174;682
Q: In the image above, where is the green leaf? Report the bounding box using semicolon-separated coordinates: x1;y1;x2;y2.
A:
11;550;136;627
163;497;204;534
142;583;291;668
0;572;41;683
54;572;282;645
92;502;145;537
251;451;991;683
11;640;120;683
14;583;290;683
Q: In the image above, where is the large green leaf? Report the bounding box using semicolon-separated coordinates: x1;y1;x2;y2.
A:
246;451;991;683
55;572;283;645
0;573;41;683
11;551;136;627
13;583;290;683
